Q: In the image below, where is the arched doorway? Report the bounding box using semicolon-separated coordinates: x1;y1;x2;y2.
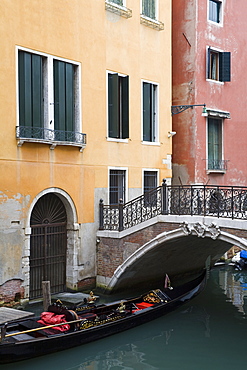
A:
30;193;67;299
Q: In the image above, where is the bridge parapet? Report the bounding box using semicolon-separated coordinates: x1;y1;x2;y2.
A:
99;181;247;232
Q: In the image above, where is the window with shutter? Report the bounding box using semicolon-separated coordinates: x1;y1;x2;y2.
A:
207;48;231;82
17;48;83;147
108;72;129;140
142;82;158;142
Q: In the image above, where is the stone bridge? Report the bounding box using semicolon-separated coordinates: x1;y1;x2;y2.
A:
96;214;247;294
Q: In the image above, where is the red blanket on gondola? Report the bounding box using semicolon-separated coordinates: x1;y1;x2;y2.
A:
37;312;70;332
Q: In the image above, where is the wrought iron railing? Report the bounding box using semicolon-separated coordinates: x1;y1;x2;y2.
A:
207;159;228;171
99;181;247;231
16;126;86;145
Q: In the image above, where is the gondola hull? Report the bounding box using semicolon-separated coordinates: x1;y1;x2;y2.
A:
0;271;207;364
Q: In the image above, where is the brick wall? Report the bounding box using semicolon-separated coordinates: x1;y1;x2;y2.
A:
97;222;178;278
0;279;24;303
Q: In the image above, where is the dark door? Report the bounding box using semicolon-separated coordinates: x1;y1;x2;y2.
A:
30;194;67;299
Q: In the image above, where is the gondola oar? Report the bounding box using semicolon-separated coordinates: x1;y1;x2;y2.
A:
2;318;87;340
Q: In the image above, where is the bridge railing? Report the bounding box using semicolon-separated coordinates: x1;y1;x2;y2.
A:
99;181;247;231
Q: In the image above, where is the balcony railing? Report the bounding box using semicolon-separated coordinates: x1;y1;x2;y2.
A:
207;159;228;172
99;181;247;231
16;126;86;151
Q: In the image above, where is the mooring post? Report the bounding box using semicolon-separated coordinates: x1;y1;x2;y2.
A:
0;323;7;341
99;198;104;230
42;281;51;311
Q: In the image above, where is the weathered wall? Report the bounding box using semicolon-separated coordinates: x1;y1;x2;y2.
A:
172;0;247;186
0;1;172;301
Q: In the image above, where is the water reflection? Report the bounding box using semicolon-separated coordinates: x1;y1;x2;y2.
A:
218;267;247;315
2;266;247;370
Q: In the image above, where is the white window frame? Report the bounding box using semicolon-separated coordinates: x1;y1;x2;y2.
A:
141;79;159;145
108;166;128;204
206;116;225;173
208;0;224;27
142;169;159;193
206;46;224;84
106;70;129;143
16;46;82;135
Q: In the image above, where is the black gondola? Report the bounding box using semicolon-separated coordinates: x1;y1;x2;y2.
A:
0;271;207;364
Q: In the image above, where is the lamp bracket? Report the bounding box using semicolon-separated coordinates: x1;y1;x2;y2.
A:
171;104;206;116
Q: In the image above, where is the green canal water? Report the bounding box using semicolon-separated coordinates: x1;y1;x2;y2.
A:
2;266;247;370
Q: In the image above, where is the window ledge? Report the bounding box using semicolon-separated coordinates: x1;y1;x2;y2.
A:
206;169;226;174
206;78;224;85
140;15;164;30
141;141;160;146
105;1;132;18
107;137;129;143
16;127;86;152
206;108;231;119
17;138;86;152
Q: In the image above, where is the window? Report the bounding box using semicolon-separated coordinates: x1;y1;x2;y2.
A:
108;72;129;139
207;48;231;82
142;0;156;20
111;0;123;5
209;0;222;23
109;169;126;205
18;49;84;147
142;82;158;142
207;118;226;171
143;170;158;206
144;171;157;193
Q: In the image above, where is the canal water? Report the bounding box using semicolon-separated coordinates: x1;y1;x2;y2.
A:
2;265;247;370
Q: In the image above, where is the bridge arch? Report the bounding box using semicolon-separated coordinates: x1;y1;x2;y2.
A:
106;222;247;293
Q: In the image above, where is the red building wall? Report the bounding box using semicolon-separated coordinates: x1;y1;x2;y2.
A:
172;0;247;187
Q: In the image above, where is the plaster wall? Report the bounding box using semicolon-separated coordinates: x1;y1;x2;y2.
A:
0;1;172;299
172;0;247;186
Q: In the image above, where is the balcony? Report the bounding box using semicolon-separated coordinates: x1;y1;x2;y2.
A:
206;159;228;174
16;126;86;152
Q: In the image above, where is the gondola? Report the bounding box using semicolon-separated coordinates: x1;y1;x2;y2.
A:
0;271;207;364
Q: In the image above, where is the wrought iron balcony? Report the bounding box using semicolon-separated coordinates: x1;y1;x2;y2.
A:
207;159;228;172
16;126;86;151
99;181;247;231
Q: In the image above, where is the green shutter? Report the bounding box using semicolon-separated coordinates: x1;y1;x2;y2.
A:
18;51;43;132
19;51;32;127
219;52;231;82
32;54;43;128
54;60;66;134
65;63;75;132
151;85;156;141
143;82;151;141
108;73;119;138
122;75;129;139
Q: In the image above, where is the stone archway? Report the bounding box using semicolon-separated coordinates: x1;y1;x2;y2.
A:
105;222;247;293
23;188;79;300
29;193;67;299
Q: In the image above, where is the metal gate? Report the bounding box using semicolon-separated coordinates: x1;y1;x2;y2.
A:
30;194;67;299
